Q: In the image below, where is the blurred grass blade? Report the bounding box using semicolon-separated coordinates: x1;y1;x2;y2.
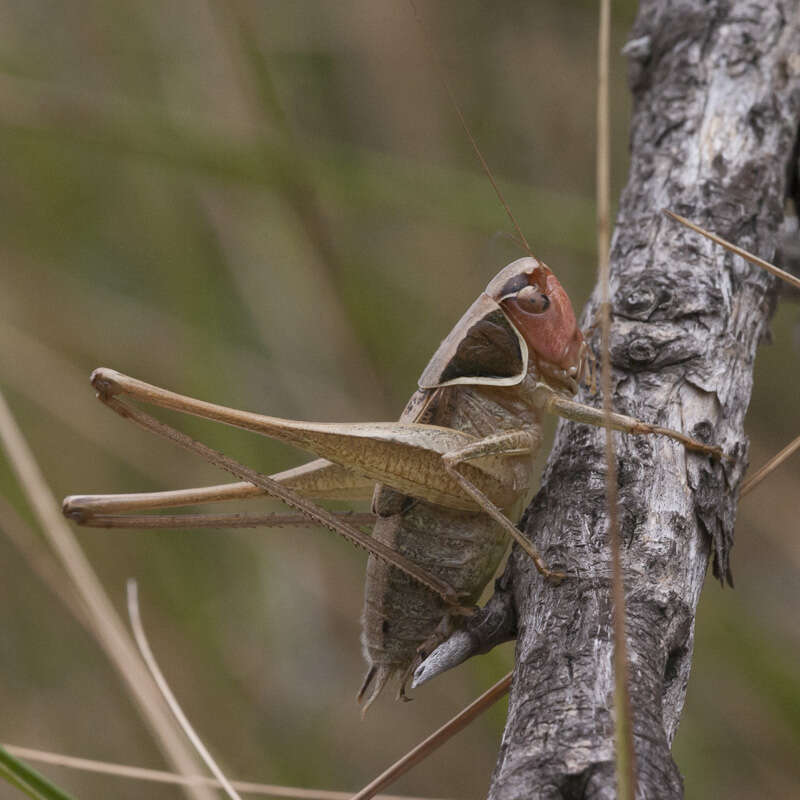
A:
0;495;91;630
741;433;800;497
2;745;447;800
126;580;242;800
663;209;800;290
0;388;215;800
0;73;595;255
0;744;79;800
351;673;512;800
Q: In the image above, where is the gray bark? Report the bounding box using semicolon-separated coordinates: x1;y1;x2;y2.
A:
484;2;800;797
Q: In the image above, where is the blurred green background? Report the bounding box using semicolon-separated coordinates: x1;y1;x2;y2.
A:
0;1;798;798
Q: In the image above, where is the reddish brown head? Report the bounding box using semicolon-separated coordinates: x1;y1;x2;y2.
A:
487;258;585;391
418;257;584;393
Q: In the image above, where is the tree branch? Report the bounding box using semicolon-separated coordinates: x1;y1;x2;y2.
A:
486;2;800;796
435;2;800;797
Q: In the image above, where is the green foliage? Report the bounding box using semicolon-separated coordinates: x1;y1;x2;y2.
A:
0;746;78;800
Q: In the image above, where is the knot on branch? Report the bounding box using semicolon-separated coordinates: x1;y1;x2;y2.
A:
609;322;704;371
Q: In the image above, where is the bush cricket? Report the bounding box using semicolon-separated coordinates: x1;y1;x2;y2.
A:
0;3;798;798
62;254;724;709
58;2;739;718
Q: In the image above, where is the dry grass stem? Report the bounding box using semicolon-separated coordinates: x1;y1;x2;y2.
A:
597;1;637;797
0;388;216;800
740;433;800;496
663;209;800;290
663;210;800;499
1;744;446;800
126;580;242;800
351;672;512;800
0;495;91;630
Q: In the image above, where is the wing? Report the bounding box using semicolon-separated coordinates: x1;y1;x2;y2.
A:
418;294;528;389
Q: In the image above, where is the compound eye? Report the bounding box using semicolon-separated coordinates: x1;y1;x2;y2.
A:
515;284;550;314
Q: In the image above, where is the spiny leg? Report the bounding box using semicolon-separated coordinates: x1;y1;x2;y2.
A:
72;509;377;530
64;460;374;527
532;382;727;459
93;390;462;606
440;429;565;580
65;482;274;519
88;369;497;512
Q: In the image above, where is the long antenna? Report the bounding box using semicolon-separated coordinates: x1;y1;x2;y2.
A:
407;0;535;258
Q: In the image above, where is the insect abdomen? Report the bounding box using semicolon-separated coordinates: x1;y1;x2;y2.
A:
358;382;541;709
359;496;507;709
